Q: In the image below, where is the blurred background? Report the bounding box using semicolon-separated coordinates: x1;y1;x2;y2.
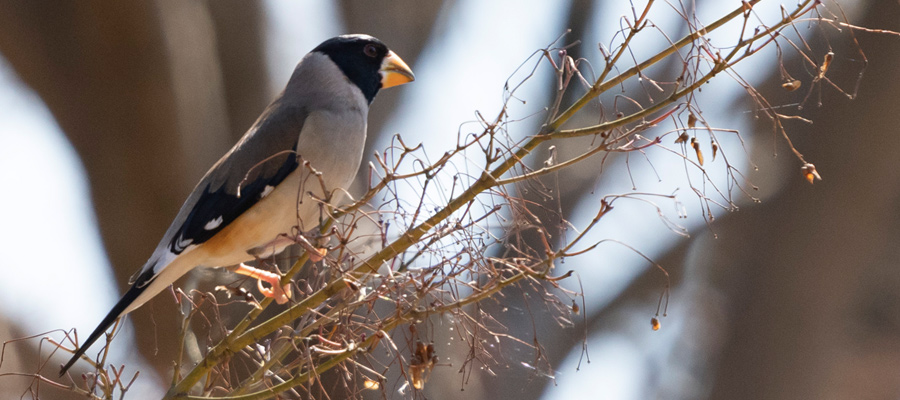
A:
0;0;898;399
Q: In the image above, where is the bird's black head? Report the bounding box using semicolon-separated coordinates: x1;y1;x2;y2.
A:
313;34;393;104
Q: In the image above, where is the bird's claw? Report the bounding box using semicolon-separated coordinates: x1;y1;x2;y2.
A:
257;278;292;304
234;263;292;304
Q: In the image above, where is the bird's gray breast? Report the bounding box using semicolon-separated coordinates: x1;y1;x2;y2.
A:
296;107;367;191
289;51;370;191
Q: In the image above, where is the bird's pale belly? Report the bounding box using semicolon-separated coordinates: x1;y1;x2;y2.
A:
194;166;348;267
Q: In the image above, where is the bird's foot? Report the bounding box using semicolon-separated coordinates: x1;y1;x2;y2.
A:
233;263;292;304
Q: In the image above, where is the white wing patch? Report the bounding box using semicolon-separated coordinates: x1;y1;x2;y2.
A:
260;185;275;199
174;236;194;253
204;216;224;231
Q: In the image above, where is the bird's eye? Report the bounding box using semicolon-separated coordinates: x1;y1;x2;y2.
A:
364;44;378;58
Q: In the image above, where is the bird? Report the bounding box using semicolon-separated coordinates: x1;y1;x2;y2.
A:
59;34;415;376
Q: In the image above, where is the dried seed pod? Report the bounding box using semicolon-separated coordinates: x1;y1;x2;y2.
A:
343;278;360;291
675;132;689;144
215;285;258;306
363;379;380;390
782;79;802;91
801;163;822;184
821;51;834;75
691;137;704;166
651;317;661;331
711;141;719;161
687;112;697;129
544;145;558;167
409;341;437;390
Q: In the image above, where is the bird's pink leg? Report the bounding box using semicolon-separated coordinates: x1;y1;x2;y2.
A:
233;263;292;304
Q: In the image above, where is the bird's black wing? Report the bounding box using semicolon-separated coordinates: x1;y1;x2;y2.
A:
167;148;299;255
59;100;307;376
162;100;308;258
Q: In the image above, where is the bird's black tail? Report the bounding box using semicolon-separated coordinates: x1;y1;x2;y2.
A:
59;268;155;376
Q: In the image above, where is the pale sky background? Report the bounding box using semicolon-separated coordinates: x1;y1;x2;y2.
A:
0;1;835;398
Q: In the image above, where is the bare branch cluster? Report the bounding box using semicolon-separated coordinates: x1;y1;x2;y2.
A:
3;1;892;399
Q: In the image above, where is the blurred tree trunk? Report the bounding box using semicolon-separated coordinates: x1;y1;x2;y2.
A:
0;0;231;380
205;0;269;142
701;1;900;398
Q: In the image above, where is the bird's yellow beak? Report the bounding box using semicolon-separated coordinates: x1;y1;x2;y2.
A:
380;50;415;88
